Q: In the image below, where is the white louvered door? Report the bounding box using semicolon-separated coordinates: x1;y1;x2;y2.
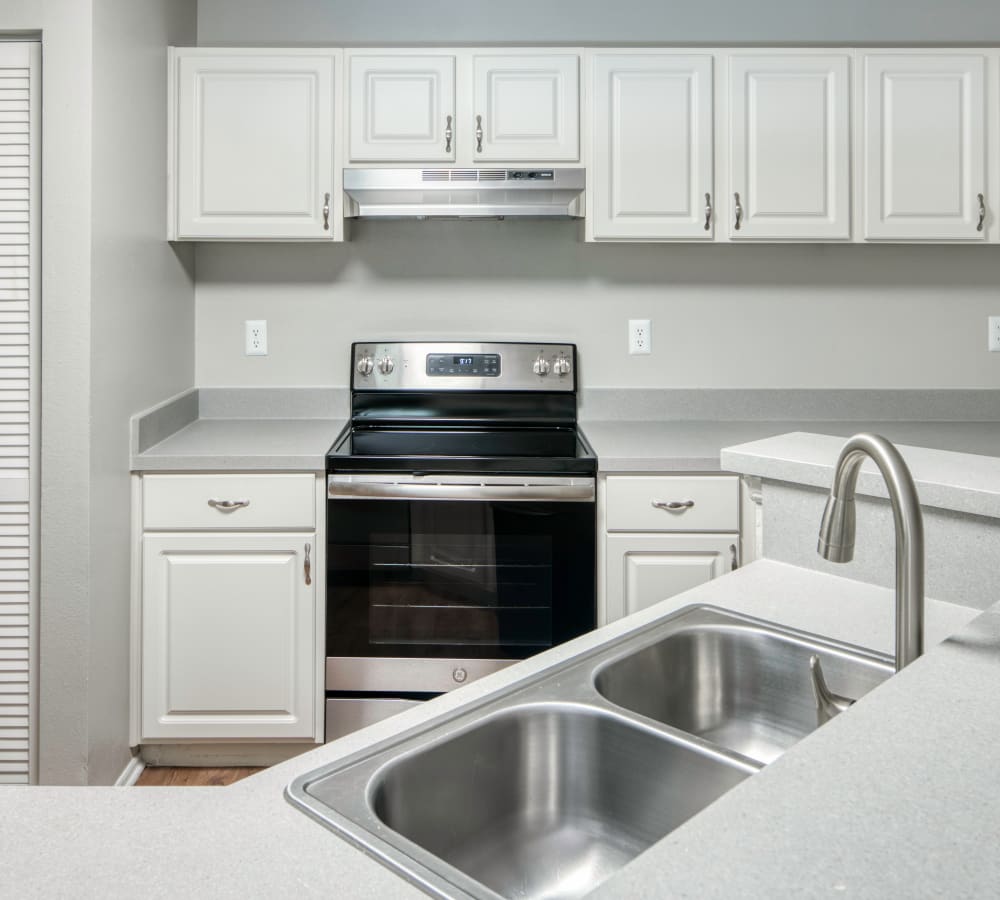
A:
0;43;38;785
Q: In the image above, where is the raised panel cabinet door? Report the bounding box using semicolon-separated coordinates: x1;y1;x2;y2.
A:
591;54;714;240
349;54;456;162
471;53;580;161
863;54;987;241
605;534;738;623
141;533;317;740
175;53;336;239
729;54;851;240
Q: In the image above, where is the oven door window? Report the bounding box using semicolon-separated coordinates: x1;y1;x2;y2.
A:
327;499;594;660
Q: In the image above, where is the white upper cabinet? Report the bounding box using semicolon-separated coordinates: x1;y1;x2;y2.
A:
345;50;580;165
471;53;580;161
170;49;341;241
348;54;456;162
590;53;714;240
728;53;852;240
862;53;988;241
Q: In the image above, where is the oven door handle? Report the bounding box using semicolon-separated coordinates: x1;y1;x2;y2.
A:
327;477;595;502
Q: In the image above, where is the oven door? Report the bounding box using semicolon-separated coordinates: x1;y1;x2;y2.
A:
326;474;596;694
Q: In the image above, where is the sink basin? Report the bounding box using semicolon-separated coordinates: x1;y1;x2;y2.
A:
594;611;893;764
287;604;894;897
370;704;752;899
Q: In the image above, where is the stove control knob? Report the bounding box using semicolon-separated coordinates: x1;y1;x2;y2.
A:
377;356;395;375
356;353;374;377
553;355;572;376
532;355;551;376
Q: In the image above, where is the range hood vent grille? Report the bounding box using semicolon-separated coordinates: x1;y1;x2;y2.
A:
421;169;507;183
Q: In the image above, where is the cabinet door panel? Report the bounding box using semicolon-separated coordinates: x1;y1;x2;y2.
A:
591;54;714;239
472;54;579;161
605;534;738;623
142;533;316;740
729;54;851;240
863;54;987;241
349;55;456;162
175;53;335;240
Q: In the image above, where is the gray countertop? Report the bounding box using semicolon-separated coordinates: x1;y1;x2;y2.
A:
587;419;1000;473
128;387;1000;472
133;417;346;472
131;410;1000;476
3;560;996;898
722;430;1000;519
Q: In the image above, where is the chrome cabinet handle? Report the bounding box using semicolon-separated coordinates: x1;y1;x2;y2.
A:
977;193;986;232
704;193;712;231
445;114;453;153
651;499;695;511
734;192;743;231
207;498;250;511
730;543;739;571
322;192;330;231
475;115;484;153
304;543;312;586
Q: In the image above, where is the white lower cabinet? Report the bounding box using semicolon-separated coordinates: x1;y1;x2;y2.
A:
134;472;323;744
605;533;738;621
141;533;317;740
602;474;740;624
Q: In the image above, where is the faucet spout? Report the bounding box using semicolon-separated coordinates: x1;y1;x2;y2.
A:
817;433;925;672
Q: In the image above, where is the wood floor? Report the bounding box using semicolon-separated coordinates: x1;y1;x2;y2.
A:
135;766;265;787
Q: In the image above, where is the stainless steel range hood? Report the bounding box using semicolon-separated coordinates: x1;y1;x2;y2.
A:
343;168;585;219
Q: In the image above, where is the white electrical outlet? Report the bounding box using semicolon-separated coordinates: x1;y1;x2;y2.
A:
989;316;1000;352
628;319;652;355
245;320;268;356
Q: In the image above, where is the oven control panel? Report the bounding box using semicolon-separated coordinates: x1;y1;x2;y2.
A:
352;342;575;391
426;353;500;377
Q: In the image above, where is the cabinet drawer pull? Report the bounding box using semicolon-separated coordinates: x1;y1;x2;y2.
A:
207;498;250;511
977;192;986;232
445;114;453;153
651;499;695;512
475;114;484;153
304;542;312;586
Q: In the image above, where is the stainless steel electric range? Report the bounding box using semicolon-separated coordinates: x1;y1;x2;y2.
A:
324;342;597;741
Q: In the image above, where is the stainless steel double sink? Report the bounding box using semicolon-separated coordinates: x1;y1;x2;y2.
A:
287;605;893;899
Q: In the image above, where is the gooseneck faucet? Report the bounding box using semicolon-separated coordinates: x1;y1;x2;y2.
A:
817;433;925;672
810;434;925;723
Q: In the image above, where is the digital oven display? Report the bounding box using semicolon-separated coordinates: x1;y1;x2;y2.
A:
426;353;501;377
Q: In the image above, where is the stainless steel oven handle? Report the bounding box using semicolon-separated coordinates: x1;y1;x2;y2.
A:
328;478;595;502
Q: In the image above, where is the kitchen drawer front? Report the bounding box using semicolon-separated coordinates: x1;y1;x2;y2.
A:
606;475;738;533
143;473;316;530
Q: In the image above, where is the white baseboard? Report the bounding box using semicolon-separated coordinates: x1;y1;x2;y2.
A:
114;754;146;787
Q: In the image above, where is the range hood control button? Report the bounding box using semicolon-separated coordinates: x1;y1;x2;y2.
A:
356;353;374;377
377;356;395;375
532;355;550;376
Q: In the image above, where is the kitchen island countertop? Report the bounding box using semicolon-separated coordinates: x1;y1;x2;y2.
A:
3;560;997;898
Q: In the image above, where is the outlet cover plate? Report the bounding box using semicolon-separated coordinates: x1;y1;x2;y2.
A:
629;319;652;355
989;316;1000;352
245;320;268;356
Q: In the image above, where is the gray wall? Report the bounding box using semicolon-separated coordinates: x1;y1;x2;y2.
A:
194;2;1000;391
88;0;197;785
1;0;197;785
198;0;1000;46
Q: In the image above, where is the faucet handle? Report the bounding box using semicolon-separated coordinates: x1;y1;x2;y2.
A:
809;655;856;726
